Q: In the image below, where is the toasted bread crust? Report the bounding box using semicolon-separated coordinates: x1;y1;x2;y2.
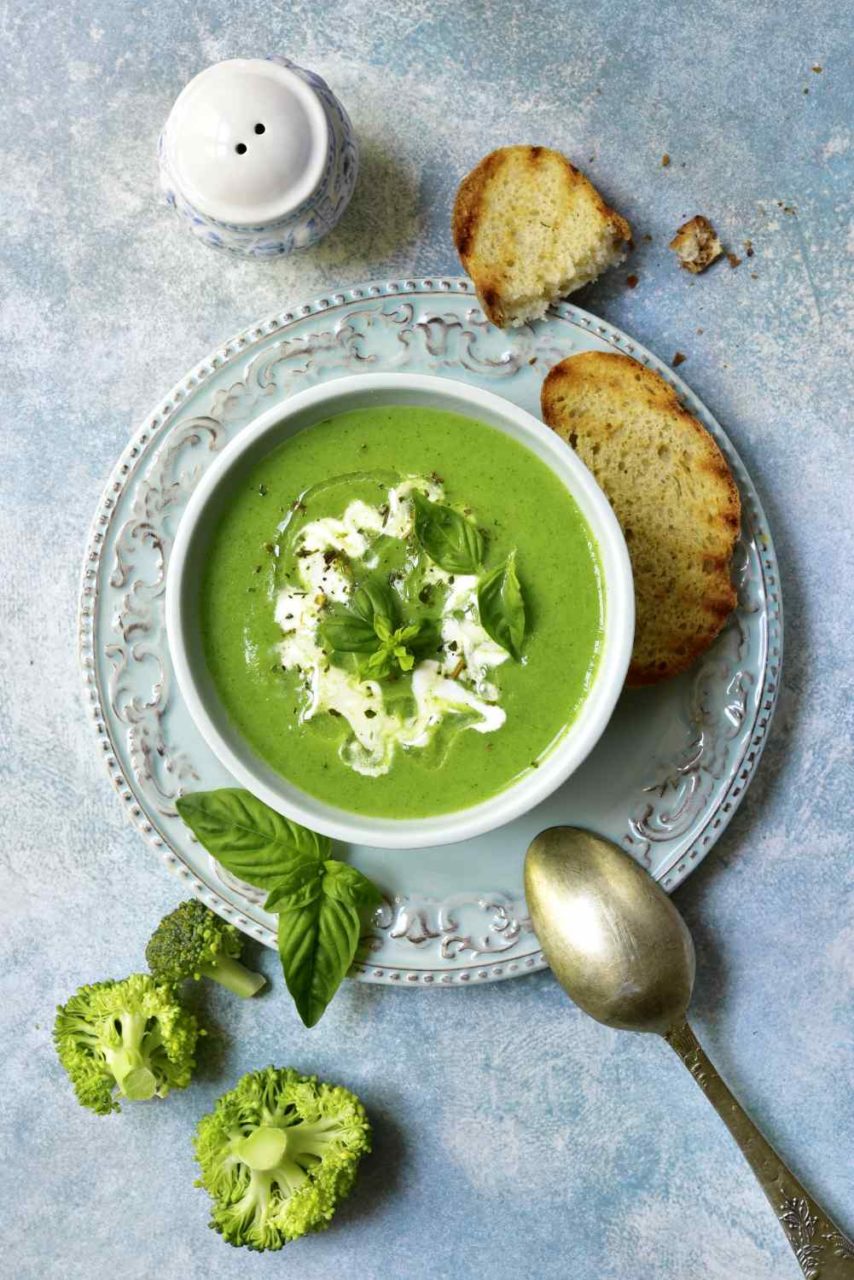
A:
452;146;632;327
541;351;740;685
452;150;508;324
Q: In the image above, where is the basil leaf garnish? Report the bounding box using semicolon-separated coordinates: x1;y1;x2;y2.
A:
351;577;399;630
322;860;384;910
362;621;422;678
262;857;325;912
176;788;383;1027
321;605;378;654
175;788;328;888
321;575;401;655
412;492;484;574
408;618;442;658
477;551;527;660
275;861;382;1027
276;892;359;1029
322;574;439;679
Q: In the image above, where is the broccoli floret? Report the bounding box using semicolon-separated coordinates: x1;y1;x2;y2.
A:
145;899;266;999
53;974;201;1115
194;1066;371;1250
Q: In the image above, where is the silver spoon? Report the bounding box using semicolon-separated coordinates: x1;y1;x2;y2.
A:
525;827;853;1279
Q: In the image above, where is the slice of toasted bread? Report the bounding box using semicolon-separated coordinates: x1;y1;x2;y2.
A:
541;351;740;685
452;146;632;328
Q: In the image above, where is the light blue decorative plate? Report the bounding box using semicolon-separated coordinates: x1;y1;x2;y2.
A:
79;278;782;986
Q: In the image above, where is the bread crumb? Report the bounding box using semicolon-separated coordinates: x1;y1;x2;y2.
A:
672;351;687;367
726;252;742;268
696;327;704;335
812;64;822;72
626;274;639;288
661;153;671;167
642;233;653;243
743;239;754;257
669;216;723;274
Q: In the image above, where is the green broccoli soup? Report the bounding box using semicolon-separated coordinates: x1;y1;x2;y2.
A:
200;405;604;818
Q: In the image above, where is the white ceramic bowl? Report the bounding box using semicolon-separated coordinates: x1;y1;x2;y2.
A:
166;373;634;849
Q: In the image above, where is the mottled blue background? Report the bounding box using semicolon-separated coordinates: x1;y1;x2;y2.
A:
1;3;852;1277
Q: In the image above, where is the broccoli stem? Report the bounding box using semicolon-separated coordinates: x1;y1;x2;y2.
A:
200;955;266;999
121;1067;157;1100
235;1126;289;1171
103;1010;158;1099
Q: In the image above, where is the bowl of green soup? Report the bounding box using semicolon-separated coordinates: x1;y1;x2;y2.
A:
166;373;633;848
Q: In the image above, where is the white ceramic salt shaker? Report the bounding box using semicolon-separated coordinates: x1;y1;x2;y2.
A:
158;55;358;256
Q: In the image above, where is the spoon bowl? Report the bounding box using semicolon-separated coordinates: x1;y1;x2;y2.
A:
524;827;695;1034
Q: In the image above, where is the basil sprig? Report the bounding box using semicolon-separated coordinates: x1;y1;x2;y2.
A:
363;619;420;677
322;575;439;679
176;788;381;1027
477;551;527;660
412;491;485;574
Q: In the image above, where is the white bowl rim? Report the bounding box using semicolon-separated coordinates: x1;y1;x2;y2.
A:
165;372;634;849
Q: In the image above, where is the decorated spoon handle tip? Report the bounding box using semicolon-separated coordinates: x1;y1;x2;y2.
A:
664;1020;853;1279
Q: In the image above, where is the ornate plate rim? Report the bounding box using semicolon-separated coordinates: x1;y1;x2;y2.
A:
78;276;783;987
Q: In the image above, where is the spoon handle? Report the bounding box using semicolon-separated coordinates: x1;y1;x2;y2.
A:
665;1020;853;1279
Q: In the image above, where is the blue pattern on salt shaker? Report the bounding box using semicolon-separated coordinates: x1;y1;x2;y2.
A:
158;55;358;256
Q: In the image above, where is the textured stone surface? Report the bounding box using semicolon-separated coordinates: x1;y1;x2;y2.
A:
0;3;852;1277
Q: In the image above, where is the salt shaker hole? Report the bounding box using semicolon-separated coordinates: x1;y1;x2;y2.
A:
235;142;247;155
254;122;266;134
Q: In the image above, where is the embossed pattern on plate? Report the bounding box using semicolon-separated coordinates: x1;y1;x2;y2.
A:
79;279;782;985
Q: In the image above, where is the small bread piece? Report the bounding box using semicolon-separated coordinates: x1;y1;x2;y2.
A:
452;146;632;328
541;351;740;684
669;215;723;274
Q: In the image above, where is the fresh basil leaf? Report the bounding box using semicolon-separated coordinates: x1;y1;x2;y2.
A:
322;860;384;911
412;492;484;574
178;789;385;1026
351;577;399;630
362;622;423;678
277;861;383;1025
362;647;393;679
477;551;527;660
394;646;415;672
321;604;379;654
408;618;442;657
175;789;328;889
321;576;401;656
277;887;361;1028
263;857;324;912
373;614;392;643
